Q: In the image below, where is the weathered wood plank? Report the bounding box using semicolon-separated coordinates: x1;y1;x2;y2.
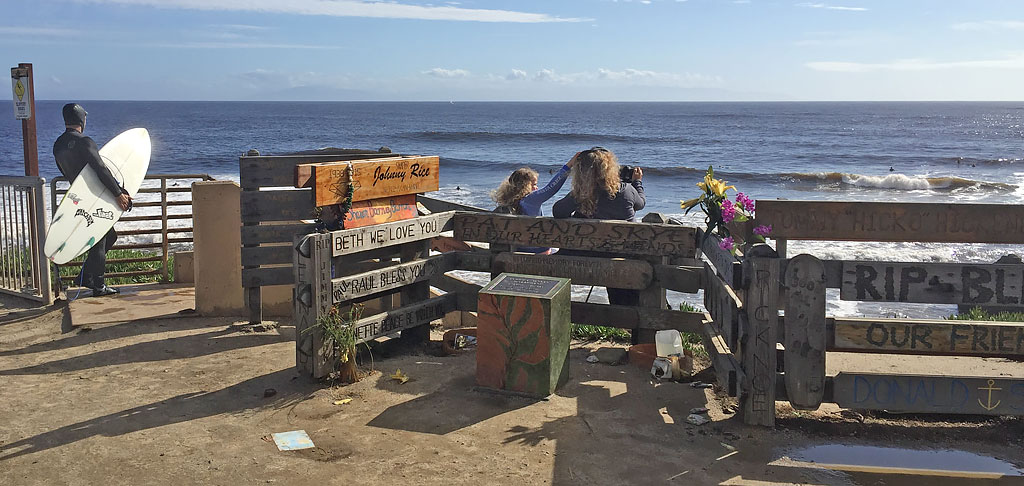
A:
241;244;293;267
453;213;697;258
493;252;654;290
353;289;455;343
699;229;743;288
301;156;440;206
453;251;493;273
430;235;476;253
569;302;705;333
431;273;482;312
652;264;702;293
331;253;452;303
839;261;1024;307
330;212;454;257
340;194;417;229
742;257;780;426
292;233;333;378
241;223;316;246
783;254;827;410
417;194;486;213
241;153;394;190
832;373;1024;415
398;240;432;343
700;318;744;397
242;266;293;287
830;317;1024;357
240;189;312;222
755;200;1024;244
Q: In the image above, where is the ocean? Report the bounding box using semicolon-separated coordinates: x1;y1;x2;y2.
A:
3;101;1023;316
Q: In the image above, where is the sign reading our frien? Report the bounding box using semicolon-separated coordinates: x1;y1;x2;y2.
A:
832;317;1024;357
453;213;696;258
840;261;1024;306
331;211;453;257
756;200;1024;244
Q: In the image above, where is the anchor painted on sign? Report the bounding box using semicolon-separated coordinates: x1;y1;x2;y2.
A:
978;379;1002;411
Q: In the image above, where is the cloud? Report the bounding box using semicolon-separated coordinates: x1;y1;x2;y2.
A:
506;69;528;80
0;26;78;36
952;20;1024;31
796;3;867;11
76;0;587;23
806;54;1024;72
149;41;344;49
423;68;470;78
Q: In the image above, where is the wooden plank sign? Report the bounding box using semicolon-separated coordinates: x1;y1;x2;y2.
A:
332;253;452;303
831;317;1024;357
331;211;454;257
293;233;335;379
840;261;1024;307
342;194;417;230
699;229;743;288
453;213;697;258
783;254;827;410
833;373;1024;415
493;252;653;290
755;200;1024;244
742;257;781;426
353;294;456;343
304;156;440;206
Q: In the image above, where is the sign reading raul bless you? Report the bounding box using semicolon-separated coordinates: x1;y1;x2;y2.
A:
311;156;439;206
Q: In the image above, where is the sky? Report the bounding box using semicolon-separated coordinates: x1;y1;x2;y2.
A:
2;0;1023;101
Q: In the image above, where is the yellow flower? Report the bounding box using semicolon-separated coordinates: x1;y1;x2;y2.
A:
681;197;701;210
696;181;708;192
710;179;735;197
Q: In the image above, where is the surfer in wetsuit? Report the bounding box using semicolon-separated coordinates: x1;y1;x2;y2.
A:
53;103;133;297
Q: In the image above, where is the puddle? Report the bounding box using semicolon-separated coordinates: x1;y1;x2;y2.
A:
774;444;1023;479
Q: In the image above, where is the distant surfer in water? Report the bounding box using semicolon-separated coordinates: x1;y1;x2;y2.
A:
53;103;133;297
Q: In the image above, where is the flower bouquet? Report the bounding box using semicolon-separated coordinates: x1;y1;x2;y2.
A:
681;166;771;255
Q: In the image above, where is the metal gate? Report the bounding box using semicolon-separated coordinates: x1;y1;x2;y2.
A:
0;175;51;304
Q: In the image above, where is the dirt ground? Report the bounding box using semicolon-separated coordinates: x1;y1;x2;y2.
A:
1;287;1023;486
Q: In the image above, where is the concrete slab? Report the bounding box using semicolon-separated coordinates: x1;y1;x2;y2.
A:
67;283;195;327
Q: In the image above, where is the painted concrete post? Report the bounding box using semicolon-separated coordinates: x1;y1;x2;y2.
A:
476;273;571;397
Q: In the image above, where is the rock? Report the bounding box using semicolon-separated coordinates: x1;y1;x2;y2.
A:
264;388;277;398
686;414;711;426
594;347;628;365
689;407;709;415
585;355;600;363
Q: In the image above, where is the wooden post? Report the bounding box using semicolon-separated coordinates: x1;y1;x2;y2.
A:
12;63;38;177
741;245;780;426
635;255;668;344
293;233;333;378
783;254;826;410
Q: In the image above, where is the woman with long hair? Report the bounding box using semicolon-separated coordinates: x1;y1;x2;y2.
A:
490;155;576;253
553;147;645;306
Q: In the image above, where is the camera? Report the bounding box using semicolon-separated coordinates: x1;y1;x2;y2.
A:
619;165;635;182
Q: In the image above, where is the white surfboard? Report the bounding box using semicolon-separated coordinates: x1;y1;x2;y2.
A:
44;128;151;265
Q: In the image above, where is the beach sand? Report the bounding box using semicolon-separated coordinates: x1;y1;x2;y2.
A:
0;287;1022;485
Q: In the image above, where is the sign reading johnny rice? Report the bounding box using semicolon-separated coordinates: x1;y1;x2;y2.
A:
841;262;1024;306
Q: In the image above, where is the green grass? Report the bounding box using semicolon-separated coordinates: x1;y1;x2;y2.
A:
59;249;174;286
949;307;1024;322
569;301;709;354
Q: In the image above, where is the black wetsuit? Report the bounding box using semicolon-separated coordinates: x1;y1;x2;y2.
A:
53;129;126;290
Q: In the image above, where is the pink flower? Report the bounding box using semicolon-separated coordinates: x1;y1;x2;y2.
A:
719;236;734;252
754;224;772;236
736;192;755;213
720;199;736;223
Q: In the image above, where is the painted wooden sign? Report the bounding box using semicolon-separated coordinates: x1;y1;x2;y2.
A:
784;254;827;410
493;252;653;290
477;273;571;397
332;253;450;303
755;200;1024;244
700;229;743;288
293;233;334;378
453;213;697;258
353;294;456;343
298;156;440;206
831;317;1024;357
840;261;1024;307
331;211;454;257
742;257;780;426
342;194;417;230
832;373;1024;415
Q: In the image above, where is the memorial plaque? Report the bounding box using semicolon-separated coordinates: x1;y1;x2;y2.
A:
490;274;560;296
477;273;571;397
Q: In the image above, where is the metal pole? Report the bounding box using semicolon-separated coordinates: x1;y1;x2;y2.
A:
161;178;169;282
1;186;10;289
32;180;51;302
18;63;39;177
14;186;24;291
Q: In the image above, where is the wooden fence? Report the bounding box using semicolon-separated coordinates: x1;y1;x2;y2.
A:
293;210;708;379
700;200;1024;426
